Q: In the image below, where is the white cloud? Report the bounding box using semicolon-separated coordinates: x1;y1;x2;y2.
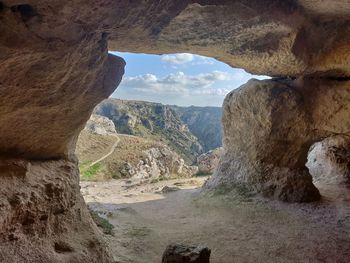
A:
118;71;235;99
114;70;270;106
161;53;194;64
191;55;215;65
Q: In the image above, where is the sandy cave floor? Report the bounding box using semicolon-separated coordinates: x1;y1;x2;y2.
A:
80;177;350;263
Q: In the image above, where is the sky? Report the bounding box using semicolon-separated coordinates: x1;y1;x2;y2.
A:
110;51;269;107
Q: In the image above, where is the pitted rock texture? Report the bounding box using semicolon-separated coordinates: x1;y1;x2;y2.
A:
1;1;350;159
307;135;350;185
206;78;350;202
0;159;112;262
109;0;350;77
1;0;350;261
197;147;224;174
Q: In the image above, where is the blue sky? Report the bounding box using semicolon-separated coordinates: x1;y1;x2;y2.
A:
110;51;268;107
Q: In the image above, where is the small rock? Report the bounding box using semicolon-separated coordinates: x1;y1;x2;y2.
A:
157;186;180;194
162;244;211;263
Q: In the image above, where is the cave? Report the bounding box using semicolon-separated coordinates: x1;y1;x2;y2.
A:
1;0;350;262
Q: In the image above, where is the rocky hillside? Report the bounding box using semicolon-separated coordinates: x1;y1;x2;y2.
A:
94;99;223;163
171;105;222;152
76;114;197;181
95;99;204;164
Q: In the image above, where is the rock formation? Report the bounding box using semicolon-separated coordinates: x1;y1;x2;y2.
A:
1;0;350;261
84;114;117;136
197;147;224;174
122;146;198;179
162;244;211;263
307;135;350;184
0;159;112;262
205;78;350;202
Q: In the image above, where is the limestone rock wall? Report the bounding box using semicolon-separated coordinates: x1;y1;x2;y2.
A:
0;159;112;262
205;78;350;202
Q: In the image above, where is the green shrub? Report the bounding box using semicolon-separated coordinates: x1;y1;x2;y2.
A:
89;210;114;235
195;171;211;177
80;163;101;181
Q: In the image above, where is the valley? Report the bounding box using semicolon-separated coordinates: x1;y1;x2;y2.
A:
94;99;222;164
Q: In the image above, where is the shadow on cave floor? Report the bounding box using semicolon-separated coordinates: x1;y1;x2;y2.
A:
81;178;350;263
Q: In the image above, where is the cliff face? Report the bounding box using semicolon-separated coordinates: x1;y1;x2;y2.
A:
1;0;350;261
171;106;223;152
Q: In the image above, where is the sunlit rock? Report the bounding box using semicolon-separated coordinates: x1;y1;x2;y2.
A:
307;135;350;184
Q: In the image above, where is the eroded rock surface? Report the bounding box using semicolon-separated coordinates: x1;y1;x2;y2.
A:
1;1;350;159
307;135;350;185
0;159;112;262
84;114;117;136
197;147;223;174
1;0;350;261
206;78;350;202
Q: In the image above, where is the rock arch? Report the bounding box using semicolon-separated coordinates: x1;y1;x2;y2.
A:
1;0;350;261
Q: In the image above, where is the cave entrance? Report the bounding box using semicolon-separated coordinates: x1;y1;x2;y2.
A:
76;52;270;254
76;51;269;182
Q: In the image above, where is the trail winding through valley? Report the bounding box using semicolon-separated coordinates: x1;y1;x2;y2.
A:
88;134;120;168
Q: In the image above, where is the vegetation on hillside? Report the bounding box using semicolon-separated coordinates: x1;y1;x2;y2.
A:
94;99;222;164
77;132;168;181
80;163;102;181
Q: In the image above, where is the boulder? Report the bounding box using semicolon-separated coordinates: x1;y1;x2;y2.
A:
197;147;224;174
307;135;350;184
162;244;211;263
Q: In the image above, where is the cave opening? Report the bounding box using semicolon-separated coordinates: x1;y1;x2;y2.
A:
2;0;350;261
76;51;270;182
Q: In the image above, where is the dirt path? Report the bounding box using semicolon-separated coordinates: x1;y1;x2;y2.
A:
88;135;120;168
81;178;350;263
